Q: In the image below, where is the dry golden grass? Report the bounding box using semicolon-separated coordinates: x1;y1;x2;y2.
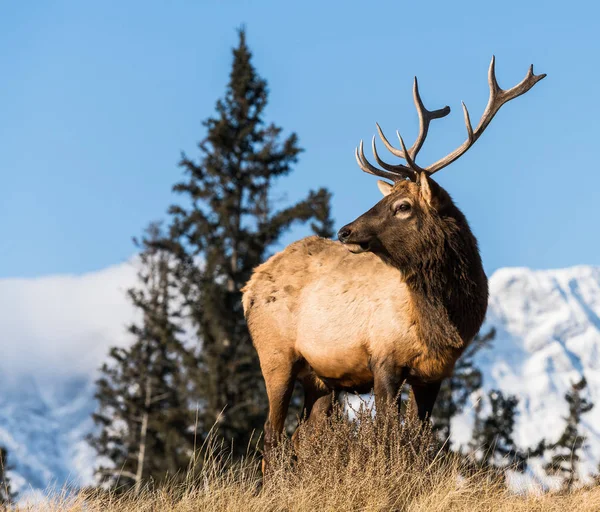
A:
16;402;600;512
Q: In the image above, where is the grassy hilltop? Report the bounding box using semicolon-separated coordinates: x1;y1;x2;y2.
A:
21;404;600;512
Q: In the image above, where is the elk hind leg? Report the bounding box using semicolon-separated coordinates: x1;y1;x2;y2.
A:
292;375;333;452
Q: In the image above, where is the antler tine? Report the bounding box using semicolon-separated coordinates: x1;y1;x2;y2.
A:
396;131;425;173
426;56;546;174
371;136;415;178
375;78;451;161
461;101;474;142
410;77;451;159
376;122;406;158
355;140;411;182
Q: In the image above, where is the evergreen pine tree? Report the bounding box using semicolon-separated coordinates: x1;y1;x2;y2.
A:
470;389;543;471
0;446;15;506
90;224;195;492
432;328;495;449
545;377;594;491
157;28;334;456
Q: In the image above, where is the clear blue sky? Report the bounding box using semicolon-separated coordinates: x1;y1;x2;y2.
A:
1;0;598;278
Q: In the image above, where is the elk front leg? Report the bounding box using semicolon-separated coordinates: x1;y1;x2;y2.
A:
262;361;297;476
373;362;408;414
411;381;442;422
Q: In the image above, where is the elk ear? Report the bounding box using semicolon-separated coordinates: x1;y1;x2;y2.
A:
377;180;393;196
417;172;433;206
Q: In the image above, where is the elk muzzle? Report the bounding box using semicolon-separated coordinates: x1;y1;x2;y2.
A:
337;224;371;254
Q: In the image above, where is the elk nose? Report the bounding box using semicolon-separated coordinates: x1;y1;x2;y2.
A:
338;226;352;243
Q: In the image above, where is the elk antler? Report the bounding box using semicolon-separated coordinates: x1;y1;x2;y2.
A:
355;57;546;182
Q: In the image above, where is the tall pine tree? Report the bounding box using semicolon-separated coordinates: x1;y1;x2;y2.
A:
432;328;495;449
158;28;334;456
90;224;195;492
0;446;15;506
545;377;594;491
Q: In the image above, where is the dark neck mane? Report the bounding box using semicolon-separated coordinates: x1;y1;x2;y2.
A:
402;214;488;354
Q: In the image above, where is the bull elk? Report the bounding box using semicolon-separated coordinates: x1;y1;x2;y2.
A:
242;57;545;466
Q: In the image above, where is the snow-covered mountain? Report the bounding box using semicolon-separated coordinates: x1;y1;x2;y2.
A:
455;265;600;485
1;263;600;497
0;261;138;500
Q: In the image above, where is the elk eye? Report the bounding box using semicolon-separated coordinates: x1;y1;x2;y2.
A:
394;203;411;214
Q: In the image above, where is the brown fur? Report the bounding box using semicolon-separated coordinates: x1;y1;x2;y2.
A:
242;174;488;465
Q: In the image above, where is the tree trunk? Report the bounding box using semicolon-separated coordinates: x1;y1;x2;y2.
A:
134;377;152;495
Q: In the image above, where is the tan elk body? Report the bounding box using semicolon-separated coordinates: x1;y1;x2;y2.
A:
242;57;545;465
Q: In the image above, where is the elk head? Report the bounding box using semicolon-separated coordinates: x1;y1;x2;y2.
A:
338;56;545;269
